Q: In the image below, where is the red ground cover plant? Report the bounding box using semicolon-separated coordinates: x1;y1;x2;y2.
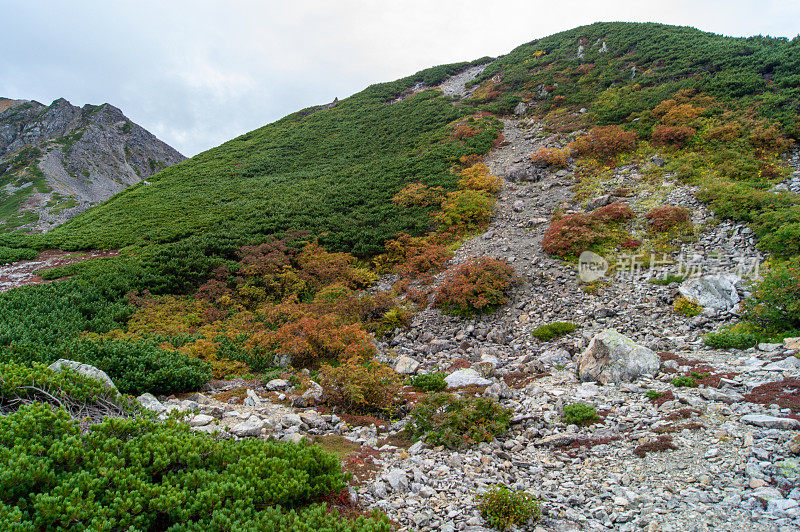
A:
744;379;800;413
434;257;515;316
633;435;678;457
541;202;633;257
645;205;691;232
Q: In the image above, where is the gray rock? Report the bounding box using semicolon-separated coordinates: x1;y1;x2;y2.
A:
230;417;266;437
243;389;262;407
767;498;799;513
283;433;305;444
384;468;409;492
445;368;492;388
190;414;215;427
265;379;288;391
678;274;741;310
586;194;613;210
741;414;800;430
578;329;660;384
136;392;165;413
394;355;420;375
763;357;800;371
513;102;528;115
753;487;784;502
48;359;117;392
538;347;572;368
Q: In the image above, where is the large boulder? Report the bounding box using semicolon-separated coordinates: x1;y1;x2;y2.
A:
48;359;117;392
678;274;742;310
578;330;660;384
445;368;491;388
394;355;420;375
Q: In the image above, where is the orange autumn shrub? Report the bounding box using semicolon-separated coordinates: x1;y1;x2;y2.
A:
653;100;705;126
569;126;637;160
434;257;515;316
267;315;377;367
458;163;503;194
530;147;571;168
453;124;479;139
385;233;453;279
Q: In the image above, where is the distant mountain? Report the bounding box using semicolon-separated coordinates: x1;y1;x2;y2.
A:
0;97;184;232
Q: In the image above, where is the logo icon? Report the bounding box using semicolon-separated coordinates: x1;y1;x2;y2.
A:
578;251;608;282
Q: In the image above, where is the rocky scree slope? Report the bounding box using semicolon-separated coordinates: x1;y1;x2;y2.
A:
0;97;184;232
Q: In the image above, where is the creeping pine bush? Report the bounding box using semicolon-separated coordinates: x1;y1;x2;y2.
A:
409;393;511;449
0;403;389;531
318;358;403;413
531;321;578;341
673;296;702;317
703;327;762;349
434;258;515;316
410;372;447;392
741;258;800;334
562;402;600;425
58;339;211;396
671;375;697;387
475;485;541;530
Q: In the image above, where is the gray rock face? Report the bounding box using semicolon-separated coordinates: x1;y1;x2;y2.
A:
741;414;800;430
48;359;117;391
136;392;166;413
444;368;492;388
578;329;660;384
394;355;420;375
230;417;266;437
678;274;742;310
0;97;184;232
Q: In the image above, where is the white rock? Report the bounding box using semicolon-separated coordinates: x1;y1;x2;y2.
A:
741;414;800;430
678;274;741;310
230;418;266;437
190;414;215;427
767;498;799;513
265;379;288;391
763;357;800;371
445;368;491;388
243;389;262;407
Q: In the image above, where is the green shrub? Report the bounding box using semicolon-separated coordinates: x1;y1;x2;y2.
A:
476;485;541;530
741;258;800;333
645;390;666;400
671;375;697;387
703;328;761;349
410;372;447;392
673;296;702;317
562;402;600;425
0;403;388;531
59;339;212;396
409;393;511;449
434;257;515;316
531;321;578;341
650;274;685;285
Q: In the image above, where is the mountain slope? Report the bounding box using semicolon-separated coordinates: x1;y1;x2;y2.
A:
0;98;185;232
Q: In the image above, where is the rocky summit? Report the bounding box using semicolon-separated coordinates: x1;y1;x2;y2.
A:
0;97;184;232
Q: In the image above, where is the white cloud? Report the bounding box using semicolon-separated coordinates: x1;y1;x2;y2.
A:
1;1;797;156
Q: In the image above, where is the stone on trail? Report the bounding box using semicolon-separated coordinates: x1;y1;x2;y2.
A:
741;414;800;430
578;329;660;384
444;368;492;388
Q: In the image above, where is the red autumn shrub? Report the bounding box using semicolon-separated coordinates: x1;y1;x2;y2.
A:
541;202;632;257
645;205;691;232
459;154;484;167
268;315;377;367
434;257;515;316
492;133;506;148
385;233;453;279
531;147;571;168
651;125;696;146
569;126;637;160
749;124;793;153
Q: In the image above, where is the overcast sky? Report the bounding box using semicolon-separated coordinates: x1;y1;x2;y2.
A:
2;1;798;156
